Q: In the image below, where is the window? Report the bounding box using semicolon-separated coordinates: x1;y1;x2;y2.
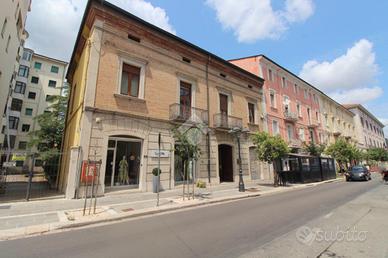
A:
268;69;273;82
299;128;305;141
360;117;364;127
48;80;57;88
50;65;59;73
294;84;298;94
3;135;16;149
287;125;293;140
269;90;276;108
31;76;39;84
18;141;27;150
304;89;308;99
28;92;36;99
21;124;30;132
272;120;279;135
14;81;26;94
35;159;43;167
1;18;7;38
25;108;33;116
46;95;53;101
120;63;140;97
8;116;19;130
10;98;23;112
34;62;42;69
248;103;255;124
18;65;29;77
283;96;290;112
6;35;11;53
22;51;32;61
297;103;301;117
282;77;286;88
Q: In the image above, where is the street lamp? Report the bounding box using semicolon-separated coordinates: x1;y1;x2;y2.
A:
228;127;249;192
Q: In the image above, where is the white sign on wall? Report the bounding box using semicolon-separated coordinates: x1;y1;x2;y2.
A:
149;150;170;158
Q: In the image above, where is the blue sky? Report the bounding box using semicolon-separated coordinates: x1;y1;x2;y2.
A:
25;0;388;133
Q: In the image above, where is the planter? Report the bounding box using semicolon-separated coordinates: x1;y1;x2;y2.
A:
152;175;160;193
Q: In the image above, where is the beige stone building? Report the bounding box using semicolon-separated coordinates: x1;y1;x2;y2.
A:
343;104;386;149
0;0;31;149
59;0;267;198
318;95;357;146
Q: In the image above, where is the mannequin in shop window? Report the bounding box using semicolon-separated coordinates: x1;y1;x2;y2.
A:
119;156;129;185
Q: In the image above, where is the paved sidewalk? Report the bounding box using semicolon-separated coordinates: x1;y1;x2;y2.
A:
0;178;342;240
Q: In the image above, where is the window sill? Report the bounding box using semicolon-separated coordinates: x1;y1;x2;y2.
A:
114;94;146;103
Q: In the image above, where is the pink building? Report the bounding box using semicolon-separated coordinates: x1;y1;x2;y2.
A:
230;55;323;150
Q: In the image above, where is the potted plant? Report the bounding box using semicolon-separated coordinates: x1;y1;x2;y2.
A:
152;168;162;193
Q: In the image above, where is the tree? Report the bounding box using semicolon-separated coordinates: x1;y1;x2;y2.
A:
365;148;388;162
251;132;290;186
325;138;358;171
303;142;326;157
172;126;201;199
29;95;67;185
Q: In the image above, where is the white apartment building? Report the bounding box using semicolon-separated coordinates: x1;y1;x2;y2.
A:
0;0;31;149
344;104;386;150
2;48;67;164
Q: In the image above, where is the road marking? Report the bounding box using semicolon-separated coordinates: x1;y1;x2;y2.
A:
324;212;333;218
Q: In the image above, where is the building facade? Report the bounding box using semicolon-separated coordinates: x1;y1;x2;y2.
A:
0;0;31;149
59;0;267;198
318;96;357;146
230;55;325;150
343;104;386;149
10;49;67;155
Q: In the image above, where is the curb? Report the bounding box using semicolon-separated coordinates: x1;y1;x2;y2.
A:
0;178;343;241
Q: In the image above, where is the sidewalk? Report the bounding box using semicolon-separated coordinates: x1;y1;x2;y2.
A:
0;178;342;240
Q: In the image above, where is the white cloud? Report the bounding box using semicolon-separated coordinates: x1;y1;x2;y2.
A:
330;87;383;104
299;39;382;104
25;0;175;62
206;0;315;42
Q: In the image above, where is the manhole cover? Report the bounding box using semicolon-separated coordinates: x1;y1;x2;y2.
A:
122;208;134;212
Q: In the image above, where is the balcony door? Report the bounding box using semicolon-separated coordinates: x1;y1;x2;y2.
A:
219;93;228;127
180;81;192;120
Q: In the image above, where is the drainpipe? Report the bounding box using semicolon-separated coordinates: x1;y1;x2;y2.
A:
206;56;211;184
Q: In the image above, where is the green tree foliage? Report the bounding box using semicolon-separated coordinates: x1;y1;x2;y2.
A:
251;132;290;186
365;148;388;162
325;138;362;170
303;142;326;156
29;95;67;184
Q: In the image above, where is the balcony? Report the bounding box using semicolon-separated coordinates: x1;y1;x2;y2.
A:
308;119;320;128
169;104;208;124
214;113;242;129
283;111;298;122
288;138;302;148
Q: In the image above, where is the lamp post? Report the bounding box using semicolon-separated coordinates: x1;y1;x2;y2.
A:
228;127;249;192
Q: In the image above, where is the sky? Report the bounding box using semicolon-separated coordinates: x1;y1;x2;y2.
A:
24;0;388;135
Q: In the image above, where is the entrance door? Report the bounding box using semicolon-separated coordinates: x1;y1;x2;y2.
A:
180;81;192;120
219;94;228;127
218;144;233;182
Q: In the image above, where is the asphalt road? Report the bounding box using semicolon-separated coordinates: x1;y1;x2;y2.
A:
0;178;380;258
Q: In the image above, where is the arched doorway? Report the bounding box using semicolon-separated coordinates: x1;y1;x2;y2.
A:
218;144;233;182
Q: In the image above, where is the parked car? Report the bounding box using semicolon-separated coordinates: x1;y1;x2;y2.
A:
345;166;371;181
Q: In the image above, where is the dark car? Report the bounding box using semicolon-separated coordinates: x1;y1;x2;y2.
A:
346;166;371;181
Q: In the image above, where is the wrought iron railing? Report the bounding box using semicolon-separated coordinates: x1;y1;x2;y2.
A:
213;113;242;129
169;104;208;124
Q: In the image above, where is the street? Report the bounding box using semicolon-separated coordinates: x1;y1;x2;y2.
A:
0;178;382;258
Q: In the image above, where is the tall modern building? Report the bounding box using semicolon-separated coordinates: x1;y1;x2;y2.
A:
0;0;31;149
1;48;67;163
343;104;386;149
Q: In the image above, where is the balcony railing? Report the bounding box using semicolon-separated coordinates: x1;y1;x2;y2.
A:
283;111;298;122
288;138;302;147
308;119;320;128
169;104;208;124
214;113;242;129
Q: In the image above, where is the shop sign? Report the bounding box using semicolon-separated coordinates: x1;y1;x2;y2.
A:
149;150;170;158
